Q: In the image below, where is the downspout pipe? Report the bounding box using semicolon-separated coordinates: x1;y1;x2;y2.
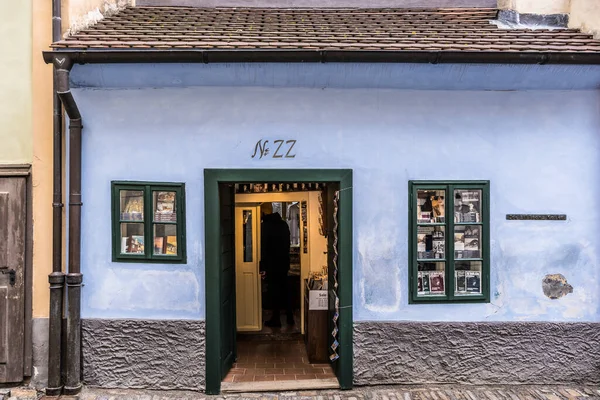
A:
53;55;83;396
47;0;64;395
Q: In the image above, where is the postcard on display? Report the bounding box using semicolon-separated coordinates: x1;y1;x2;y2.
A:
429;271;445;294
130;235;145;254
154;237;164;255
464;235;480;258
418;211;432;224
433;240;444;259
417;233;426;253
155;192;176;222
455;270;466;293
431;196;445;220
454;233;465;251
166;236;177;255
461;191;480;202
466;271;481;293
421;272;430;293
464;226;479;238
417;272;424;293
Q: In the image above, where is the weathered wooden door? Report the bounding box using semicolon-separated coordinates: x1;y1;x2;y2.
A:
219;183;237;378
0;177;26;383
234;205;262;331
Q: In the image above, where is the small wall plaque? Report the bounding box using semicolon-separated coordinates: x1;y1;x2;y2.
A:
506;214;566;221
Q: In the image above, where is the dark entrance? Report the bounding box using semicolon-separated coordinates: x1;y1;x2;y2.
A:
204;169;353;394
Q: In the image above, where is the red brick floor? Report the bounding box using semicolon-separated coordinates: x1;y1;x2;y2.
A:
223;339;336;383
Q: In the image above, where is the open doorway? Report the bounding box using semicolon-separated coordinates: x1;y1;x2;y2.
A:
228;187;333;390
204;170;353;394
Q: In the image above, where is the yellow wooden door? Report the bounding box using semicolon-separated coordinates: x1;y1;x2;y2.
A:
235;205;262;331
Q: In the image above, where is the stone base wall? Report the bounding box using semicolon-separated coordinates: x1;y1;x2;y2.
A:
31;318;49;389
354;322;600;386
80;319;600;390
82;319;206;390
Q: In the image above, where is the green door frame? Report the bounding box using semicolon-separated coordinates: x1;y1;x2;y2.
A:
204;169;353;394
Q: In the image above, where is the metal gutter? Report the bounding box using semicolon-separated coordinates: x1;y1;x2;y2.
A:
52;55;83;396
44;49;600;65
47;0;64;394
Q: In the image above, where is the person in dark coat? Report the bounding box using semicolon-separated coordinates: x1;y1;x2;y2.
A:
261;211;293;327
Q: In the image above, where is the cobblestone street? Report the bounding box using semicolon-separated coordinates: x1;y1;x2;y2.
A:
77;386;600;400
1;385;595;400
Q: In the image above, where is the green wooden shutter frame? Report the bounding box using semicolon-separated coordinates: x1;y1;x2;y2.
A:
408;180;490;304
111;181;187;263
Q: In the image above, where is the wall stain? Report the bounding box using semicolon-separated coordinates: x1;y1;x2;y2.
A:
542;274;573;299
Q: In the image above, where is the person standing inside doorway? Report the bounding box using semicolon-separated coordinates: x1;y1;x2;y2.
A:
261;206;294;327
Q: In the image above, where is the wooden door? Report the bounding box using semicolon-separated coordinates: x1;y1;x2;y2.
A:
234;205;261;331
0;177;26;383
219;183;237;378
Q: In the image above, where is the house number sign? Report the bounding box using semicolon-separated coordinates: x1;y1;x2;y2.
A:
252;139;297;159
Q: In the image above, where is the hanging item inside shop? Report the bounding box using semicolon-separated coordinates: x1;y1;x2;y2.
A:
330;190;340;362
235;182;327;194
301;201;308;253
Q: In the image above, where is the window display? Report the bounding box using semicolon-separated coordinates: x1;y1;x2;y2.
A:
454;261;483;295
417;226;445;260
410;182;489;302
416;190;445;223
112;182;186;262
417;262;446;296
454;225;481;259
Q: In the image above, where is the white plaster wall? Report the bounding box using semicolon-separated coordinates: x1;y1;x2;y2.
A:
63;0;132;36
498;0;570;14
570;0;600;38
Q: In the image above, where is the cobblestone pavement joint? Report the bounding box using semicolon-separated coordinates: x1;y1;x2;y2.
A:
17;385;598;400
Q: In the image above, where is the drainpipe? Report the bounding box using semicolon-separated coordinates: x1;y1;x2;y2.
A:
54;55;83;396
47;0;64;395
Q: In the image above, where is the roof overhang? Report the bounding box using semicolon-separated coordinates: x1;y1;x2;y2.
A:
43;49;600;65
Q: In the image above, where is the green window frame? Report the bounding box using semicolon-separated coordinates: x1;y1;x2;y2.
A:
409;180;490;303
111;181;186;263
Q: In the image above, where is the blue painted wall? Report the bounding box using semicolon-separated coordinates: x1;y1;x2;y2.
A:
73;63;600;322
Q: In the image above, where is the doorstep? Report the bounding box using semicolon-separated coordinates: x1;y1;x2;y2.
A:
221;378;339;393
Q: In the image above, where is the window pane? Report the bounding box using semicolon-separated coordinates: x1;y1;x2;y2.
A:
454;190;482;223
153;191;177;222
153;224;178;255
120;190;144;221
417;226;445;260
454;261;483;295
454;225;482;259
417;262;445;296
243;210;253;262
120;223;145;254
417;190;445;223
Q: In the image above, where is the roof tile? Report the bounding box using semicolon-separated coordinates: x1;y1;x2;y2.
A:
52;6;600;54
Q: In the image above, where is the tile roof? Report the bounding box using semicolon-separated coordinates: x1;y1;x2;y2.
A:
52;7;600;54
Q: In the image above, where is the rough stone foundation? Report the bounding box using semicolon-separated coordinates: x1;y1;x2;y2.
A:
82;319;206;390
31;318;49;389
354;322;600;386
